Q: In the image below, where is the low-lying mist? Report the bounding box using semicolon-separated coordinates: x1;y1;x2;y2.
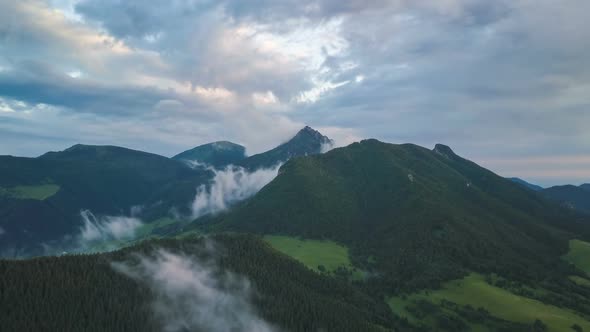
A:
77;210;143;250
191;164;280;219
112;244;278;332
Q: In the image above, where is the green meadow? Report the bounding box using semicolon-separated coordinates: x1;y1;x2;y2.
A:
569;275;590;288
388;273;590;331
0;184;60;200
564;239;590;275
263;235;362;278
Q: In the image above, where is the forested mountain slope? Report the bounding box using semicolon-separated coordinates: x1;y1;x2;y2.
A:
208;139;589;292
0;235;397;332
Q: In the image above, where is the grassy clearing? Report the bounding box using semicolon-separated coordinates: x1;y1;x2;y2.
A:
263;235;362;278
570;276;590;288
564;239;590;275
0;184;60;200
388;273;590;331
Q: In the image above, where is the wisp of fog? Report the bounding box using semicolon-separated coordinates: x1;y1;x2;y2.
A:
112;246;278;332
78;210;142;248
191;164;280;218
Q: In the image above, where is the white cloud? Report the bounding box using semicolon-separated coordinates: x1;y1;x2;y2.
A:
2;0;590;185
296;79;350;103
78;210;142;245
67;70;82;78
111;248;278;332
252;91;279;106
191;164;281;219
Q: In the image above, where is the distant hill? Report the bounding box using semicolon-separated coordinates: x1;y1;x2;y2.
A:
172;141;246;168
238;126;333;170
0;145;210;256
542;185;590;215
207;139;588;292
508;177;544;191
508;178;590;215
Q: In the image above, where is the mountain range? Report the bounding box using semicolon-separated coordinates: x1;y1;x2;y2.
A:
1;127;590;331
0;126;330;256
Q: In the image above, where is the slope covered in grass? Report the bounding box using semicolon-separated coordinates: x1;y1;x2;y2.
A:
564;239;590;274
0;184;60;200
264;235;362;278
388;273;590;331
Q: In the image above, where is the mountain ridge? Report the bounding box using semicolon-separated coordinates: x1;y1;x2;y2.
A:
238;126;333;170
508;177;544;191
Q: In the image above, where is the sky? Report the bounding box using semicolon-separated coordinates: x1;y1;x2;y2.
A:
0;0;589;186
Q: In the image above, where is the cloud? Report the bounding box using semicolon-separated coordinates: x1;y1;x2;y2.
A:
191;164;280;218
111;247;278;332
0;226;5;236
1;0;590;185
78;210;142;246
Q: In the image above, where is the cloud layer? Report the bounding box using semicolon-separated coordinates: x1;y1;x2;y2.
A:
1;0;589;185
112;247;277;332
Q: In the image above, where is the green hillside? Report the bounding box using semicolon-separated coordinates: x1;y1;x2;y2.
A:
564;239;590;274
209;140;587;292
389;273;590;331
0;183;60;200
264;235;362;278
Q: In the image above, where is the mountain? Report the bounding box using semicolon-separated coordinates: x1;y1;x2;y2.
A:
507;180;590;215
172;141;246;168
238;126;333;170
0;145;209;256
206;140;587;292
541;185;590;215
508;177;544;191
